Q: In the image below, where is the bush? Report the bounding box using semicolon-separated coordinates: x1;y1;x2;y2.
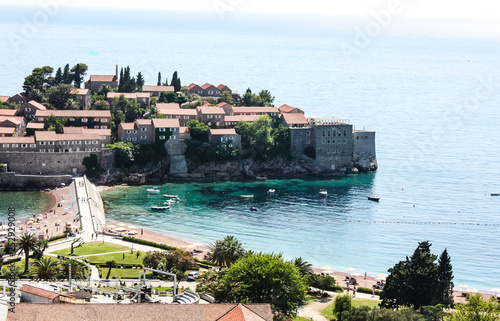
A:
122;236;189;255
357;287;381;296
310;274;343;292
47;233;68;242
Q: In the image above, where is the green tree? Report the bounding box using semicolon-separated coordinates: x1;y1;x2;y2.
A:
218;91;233;104
17;233;38;273
220;252;307;316
3;239;17;256
340;306;426;321
32;240;49;260
98;84;112;97
69;237;84;255
62;63;72;84
446;293;500;321
380;241;451;310
53;67;63;86
44;115;67;133
59;258;86;280
207;235;246;268
437;249;454;307
187;119;210;142
105;260;117;279
118;66;136;92
46;84;76;109
31;257;58;281
143;251;165;269
258;89;275;106
171;71;181;92
292;257;314;279
136;72;145;91
106;142;137;168
334;293;352;321
82;153;100;175
157;72;162;86
23;66;54;95
71;63;88;88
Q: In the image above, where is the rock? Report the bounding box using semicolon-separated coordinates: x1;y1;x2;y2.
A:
353;151;378;172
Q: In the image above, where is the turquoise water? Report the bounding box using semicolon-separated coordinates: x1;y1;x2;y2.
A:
0;191;51;221
0;7;499;291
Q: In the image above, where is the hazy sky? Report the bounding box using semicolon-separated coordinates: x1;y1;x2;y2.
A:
4;0;500;20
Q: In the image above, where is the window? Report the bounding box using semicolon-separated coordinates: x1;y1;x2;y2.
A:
322;139;325;145
126;137;131;142
184;116;190;119
39;149;45;152
344;139;346;144
76;141;81;145
93;141;98;144
48;141;54;145
127;130;131;134
328;131;331;136
306;131;310;136
21;144;28;148
141;127;147;132
207;115;213;118
40;141;46;145
85;148;91;152
357;136;359;140
216;91;220;94
141;135;147;139
26;107;31;112
82;118;88;123
69;118;75;121
30;144;36;148
132;137;137;141
101;118;108;122
208;91;213;95
170;135;176;139
344;130;347;136
60;141;65;145
221;137;227;143
76;148;80;152
327;140;330;144
322;131;325;137
133;130;137;134
2;144;9;148
159;128;166;132
38;117;44;122
159;135;166;140
365;135;368;139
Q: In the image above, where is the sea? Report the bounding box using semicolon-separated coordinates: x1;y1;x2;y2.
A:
0;5;499;291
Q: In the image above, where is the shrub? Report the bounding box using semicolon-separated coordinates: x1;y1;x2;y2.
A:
310;275;343;292
122;236;188;255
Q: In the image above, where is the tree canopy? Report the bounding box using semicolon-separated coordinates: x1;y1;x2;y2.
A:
207;235;246;268
380;241;454;310
242;88;275;106
187;119;210;142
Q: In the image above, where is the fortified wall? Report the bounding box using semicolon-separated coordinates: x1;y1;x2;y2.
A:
0;149;115;175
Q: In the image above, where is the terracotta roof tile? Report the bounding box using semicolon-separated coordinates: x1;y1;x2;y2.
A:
107;92;150;99
156;103;180;110
197;107;225;115
89;75;117;82
0;127;15;134
210;128;237;135
152;118;180;128
23;100;47;110
0;96;10;102
224;115;261;123
142;85;175;92
63;127;111;136
186;83;198;90
158;108;197;116
281;113;309;125
35;131;101;141
135;119;153;126
278;104;303;114
217;84;229;90
201;83;215;90
232;107;279;114
19;285;60;300
119;123;136;131
0;109;17;116
26;123;45;129
35;110;111;118
0;136;34;144
73;88;89;95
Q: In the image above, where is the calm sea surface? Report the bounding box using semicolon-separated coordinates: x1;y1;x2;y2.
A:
0;6;499;291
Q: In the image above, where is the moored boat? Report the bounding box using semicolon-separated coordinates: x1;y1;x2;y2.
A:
491;193;500;196
150;205;170;210
368;196;380;202
268;189;275;193
240;194;254;199
319;189;328;196
147;188;160;194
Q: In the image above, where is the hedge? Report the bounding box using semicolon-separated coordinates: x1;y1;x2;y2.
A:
47;233;68;242
357;286;381;296
121;236;189;255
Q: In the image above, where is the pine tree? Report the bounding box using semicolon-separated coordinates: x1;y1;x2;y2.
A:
136;72;144;91
62;64;71;84
54;67;63;86
437;248;454;307
157;72;161;86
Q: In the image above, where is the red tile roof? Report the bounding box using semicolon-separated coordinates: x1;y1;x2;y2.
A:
35;131;101;141
152;118;180;128
107;92;150;99
224;115;261;123
210;128;237;135
19;285;60;300
185;83;198;90
142;85;175;92
0;96;10;102
119;123;136;131
218;304;267;321
197;107;226;115
281;113;309;125
0;116;24;126
0;109;17;116
135;119;153;126
0;136;35;144
35;110;111;118
23;100;47;110
217;102;231;108
201;83;215;90
217;84;229;90
73;88;89;95
0;127;15;135
26;123;45;129
89;75;117;82
156;103;181;110
179;127;190;134
278;104;303;114
63;127;111;136
231;107;279;114
7;303;273;321
158;108;197;116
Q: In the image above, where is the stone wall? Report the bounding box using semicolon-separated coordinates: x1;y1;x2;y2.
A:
0;171;72;189
0;149;114;175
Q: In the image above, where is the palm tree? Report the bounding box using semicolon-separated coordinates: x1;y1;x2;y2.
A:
60;258;86;281
208;235;246;268
31;257;58;281
293;257;314;278
17;233;37;273
32;240;49;260
105;260;116;279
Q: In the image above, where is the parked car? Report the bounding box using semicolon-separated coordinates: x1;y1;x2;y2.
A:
187;272;200;281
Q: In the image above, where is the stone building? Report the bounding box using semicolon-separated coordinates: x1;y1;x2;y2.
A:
20;100;47;120
158;107;197;127
142;85;175;96
107;92;151;108
185;83;231;97
34;110;112;129
208;128;241;149
8;93;29;105
196;106;225;127
118;118;180;144
84;75;118;92
73;88;91;109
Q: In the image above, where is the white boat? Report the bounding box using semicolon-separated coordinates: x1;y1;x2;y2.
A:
268;189;275;193
147;188;160;194
319;189;328;196
240;194;254;199
163;194;181;201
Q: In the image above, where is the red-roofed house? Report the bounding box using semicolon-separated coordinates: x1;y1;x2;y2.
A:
0;109;17;117
34;110;111;129
185;83;231;97
0;136;36;151
34;130;105;152
196;106;225;127
85;74;118;92
26;122;45;136
107;92;151;108
8;93;29;105
0;127;15;137
278;104;304;114
223;115;261;127
0;96;10;102
280;113;309;128
0;116;26;136
217;304;268;321
19;285;61;304
208;128;241;149
19;100;47;120
73;88;91;109
158;108;197;127
152;118;180;141
142;85;175;96
118;118;180;144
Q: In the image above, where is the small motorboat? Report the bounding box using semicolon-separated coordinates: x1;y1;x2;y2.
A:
491;193;500;196
319;189;328;196
240;194;254;199
163;194;181;201
268;189;275;193
368;196;380;202
150;205;170;211
249;207;259;211
147;188;160;194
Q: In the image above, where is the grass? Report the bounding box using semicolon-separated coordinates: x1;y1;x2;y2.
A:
292;317;312;321
52;242;130;256
153;286;173;292
0;256;88;279
98;267;153;279
322;297;381;320
86;251;146;265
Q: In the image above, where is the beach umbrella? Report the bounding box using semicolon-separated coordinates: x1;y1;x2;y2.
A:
113;228;127;232
128;231;138;235
344;267;356;273
117;223;127;227
0;231;8;236
30;228;36;231
466;288;478;293
127;225;137;229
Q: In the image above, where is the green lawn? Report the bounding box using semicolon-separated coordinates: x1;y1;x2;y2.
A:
98;267;153;279
86;251;146;265
322;297;381;320
292;317;312;321
52;242;130;256
1;256;88;279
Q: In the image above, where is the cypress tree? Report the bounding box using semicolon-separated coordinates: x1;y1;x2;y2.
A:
136;72;144;91
437;248;454;307
157;72;161;86
119;68;124;91
54;67;63;85
62;64;71;84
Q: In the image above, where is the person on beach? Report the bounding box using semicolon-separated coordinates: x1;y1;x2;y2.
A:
364;272;367;279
